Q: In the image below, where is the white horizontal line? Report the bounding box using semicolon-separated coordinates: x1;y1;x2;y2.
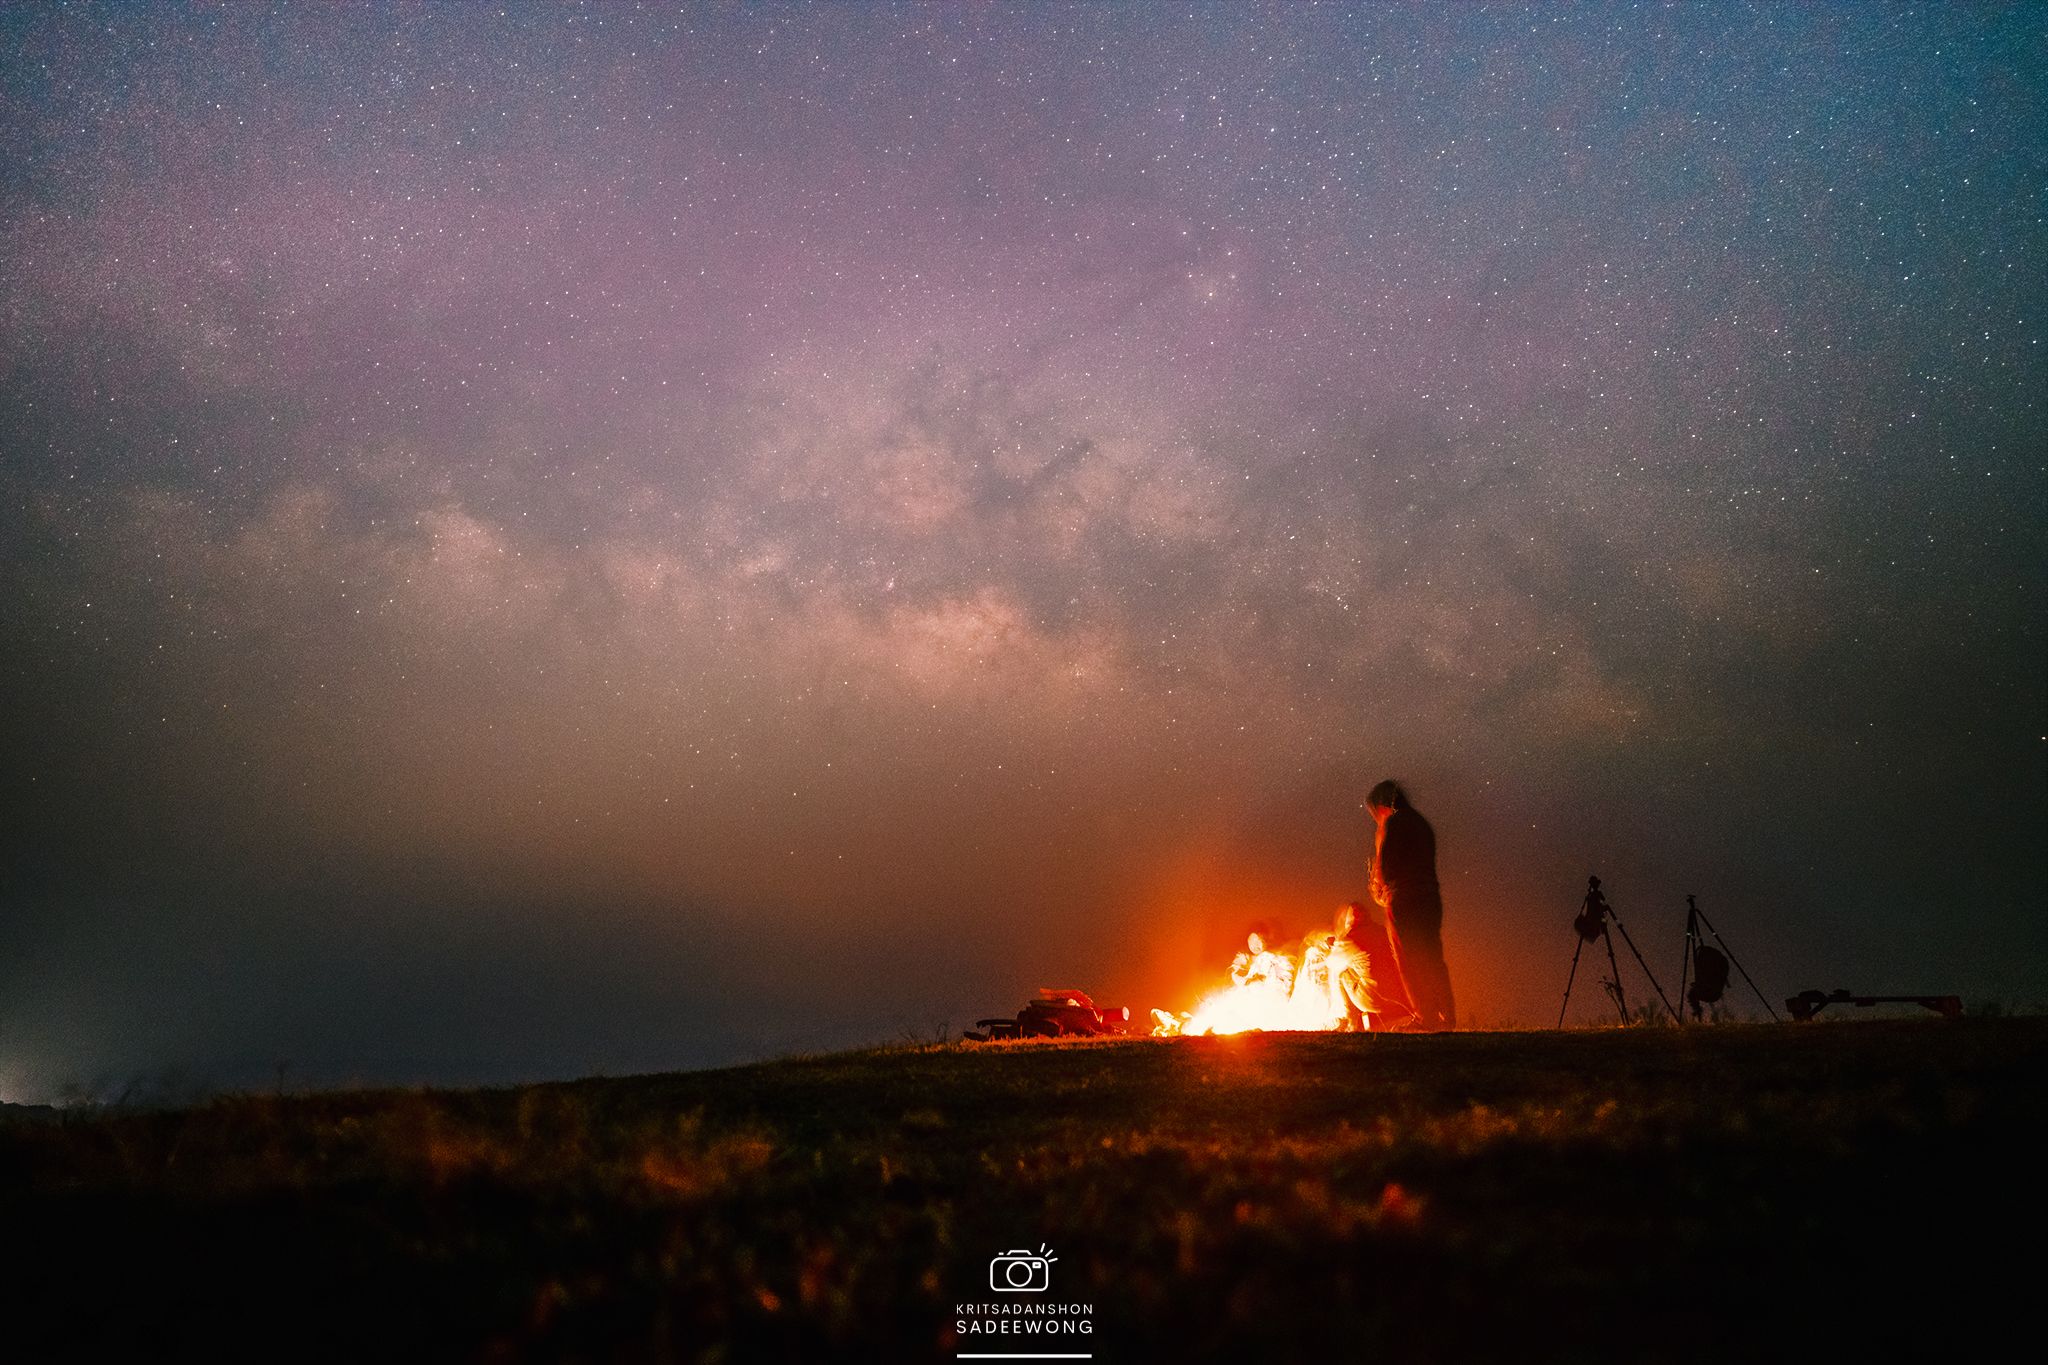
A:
955;1356;1094;1360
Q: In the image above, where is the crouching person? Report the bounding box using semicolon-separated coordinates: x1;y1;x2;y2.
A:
1327;901;1417;1031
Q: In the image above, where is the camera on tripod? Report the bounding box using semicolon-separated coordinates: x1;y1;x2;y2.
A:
1572;876;1613;944
1558;877;1780;1028
1558;874;1677;1027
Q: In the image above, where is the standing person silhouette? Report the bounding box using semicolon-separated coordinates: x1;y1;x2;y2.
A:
1367;780;1457;1030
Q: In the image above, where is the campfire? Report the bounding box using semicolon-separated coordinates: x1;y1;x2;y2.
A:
966;911;1405;1042
1150;928;1367;1037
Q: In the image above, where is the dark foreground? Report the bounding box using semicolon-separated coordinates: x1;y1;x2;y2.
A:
5;1019;2042;1363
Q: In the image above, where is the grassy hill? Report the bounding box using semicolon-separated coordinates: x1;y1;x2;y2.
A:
5;1018;2041;1362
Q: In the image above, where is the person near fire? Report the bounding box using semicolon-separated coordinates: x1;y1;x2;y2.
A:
1229;930;1293;996
1326;900;1415;1031
1367;779;1456;1030
1289;922;1344;1030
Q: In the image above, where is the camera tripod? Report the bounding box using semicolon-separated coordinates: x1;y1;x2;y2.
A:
1557;875;1679;1027
1675;893;1780;1022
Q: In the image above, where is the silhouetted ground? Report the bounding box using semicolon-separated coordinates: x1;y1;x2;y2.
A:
4;1019;2040;1363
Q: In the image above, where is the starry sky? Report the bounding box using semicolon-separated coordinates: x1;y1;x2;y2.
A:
2;3;2043;1099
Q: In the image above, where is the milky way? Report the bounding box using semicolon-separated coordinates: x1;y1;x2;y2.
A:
3;4;2042;1097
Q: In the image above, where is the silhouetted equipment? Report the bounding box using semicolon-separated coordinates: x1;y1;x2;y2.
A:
1676;894;1780;1022
966;989;1132;1041
1786;989;1963;1022
1688;946;1729;1005
1558;875;1680;1027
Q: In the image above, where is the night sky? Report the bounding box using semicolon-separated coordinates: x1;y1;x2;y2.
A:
3;3;2042;1100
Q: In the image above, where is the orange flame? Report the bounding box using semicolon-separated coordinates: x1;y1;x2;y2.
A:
1154;930;1380;1036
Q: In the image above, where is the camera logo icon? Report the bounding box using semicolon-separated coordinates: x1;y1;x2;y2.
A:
989;1244;1057;1293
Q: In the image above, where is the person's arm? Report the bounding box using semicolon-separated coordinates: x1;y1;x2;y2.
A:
1378;812;1430;894
1368;827;1390;907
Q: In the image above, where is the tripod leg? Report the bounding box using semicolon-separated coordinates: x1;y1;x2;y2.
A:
1612;917;1681;1023
1677;905;1696;1024
1558;934;1587;1029
1602;926;1629;1023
